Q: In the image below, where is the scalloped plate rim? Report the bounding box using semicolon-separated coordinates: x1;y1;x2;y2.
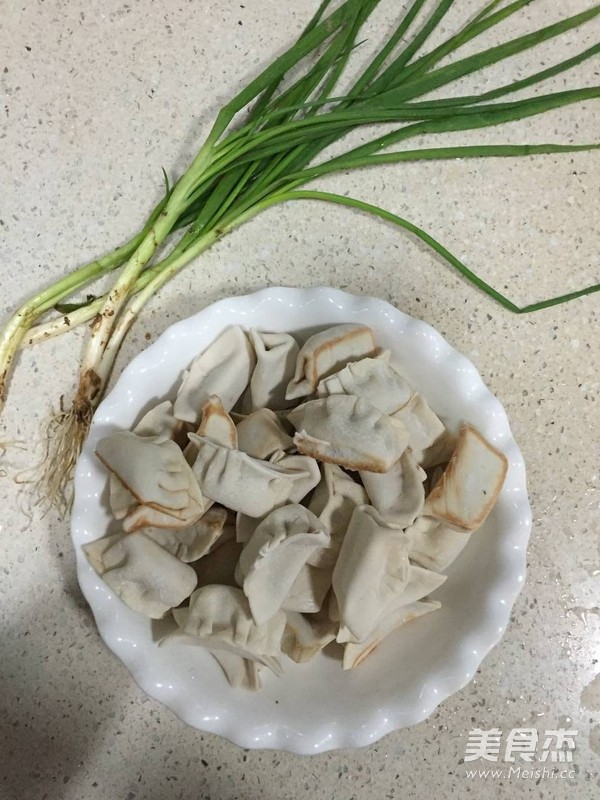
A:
71;286;531;754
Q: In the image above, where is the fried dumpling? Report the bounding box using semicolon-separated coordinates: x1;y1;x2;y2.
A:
96;431;205;525
423;423;508;531
359;449;426;528
316;351;412;414
142;505;228;562
189;434;319;517
173;326;255;423
236;408;293;459
172;584;285;675
235;505;330;624
342;599;441;670
245;330;300;411
406;515;471;572
286;323;377;400
83;532;197;619
288;395;409;472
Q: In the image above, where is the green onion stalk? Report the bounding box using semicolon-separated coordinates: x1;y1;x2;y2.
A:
0;0;598;510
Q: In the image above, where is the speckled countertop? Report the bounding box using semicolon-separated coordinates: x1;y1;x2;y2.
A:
1;1;598;798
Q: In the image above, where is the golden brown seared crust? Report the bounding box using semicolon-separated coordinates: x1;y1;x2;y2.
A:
307;325;376;388
198;394;238;448
425;422;508;532
293;432;390;473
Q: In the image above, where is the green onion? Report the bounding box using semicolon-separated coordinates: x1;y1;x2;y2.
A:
0;0;598;509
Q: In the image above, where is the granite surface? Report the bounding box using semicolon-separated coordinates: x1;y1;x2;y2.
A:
1;1;598;798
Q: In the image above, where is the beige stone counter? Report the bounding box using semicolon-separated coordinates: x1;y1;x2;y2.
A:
1;1;598;797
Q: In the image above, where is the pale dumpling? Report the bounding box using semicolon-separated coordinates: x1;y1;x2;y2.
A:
245;330;299;411
342;599;441;670
208;649;262;690
282;564;333;614
142;505;228;562
174;326;256;423
235;504;330;624
332;505;412;644
133;399;189;447
173;584;285;675
288;395;409;472
190;434;319;517
236;408;293;459
308;463;368;568
83;532;197;618
406;515;471;572
392;393;446;465
317;351;412;414
359;449;426;528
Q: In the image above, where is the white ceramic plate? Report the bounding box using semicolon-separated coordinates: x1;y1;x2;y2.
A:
72;286;531;754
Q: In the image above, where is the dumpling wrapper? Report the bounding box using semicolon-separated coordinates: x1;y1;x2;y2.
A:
121;498;205;532
337;558;447;644
96;431;204;515
317;351;412;414
406;515;471;572
192;536;243;588
282;564;333;614
392;393;446;465
172;585;285;675
83;532;197;619
142;505;228;562
308;463;368;568
133;399;189;447
282;609;337;663
332;505;412;644
342;599;441;670
208;649;262;690
173;326;256;423
197;395;238;448
288;395;409;473
235;505;330;625
268;451;321;503
190;434;319;517
109;473;137;520
423;423;508;531
183;395;238;469
244;330;300;411
360;449;426;528
236;408;293;459
286;323;377;400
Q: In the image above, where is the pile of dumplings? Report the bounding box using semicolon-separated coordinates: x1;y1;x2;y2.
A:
84;323;508;690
